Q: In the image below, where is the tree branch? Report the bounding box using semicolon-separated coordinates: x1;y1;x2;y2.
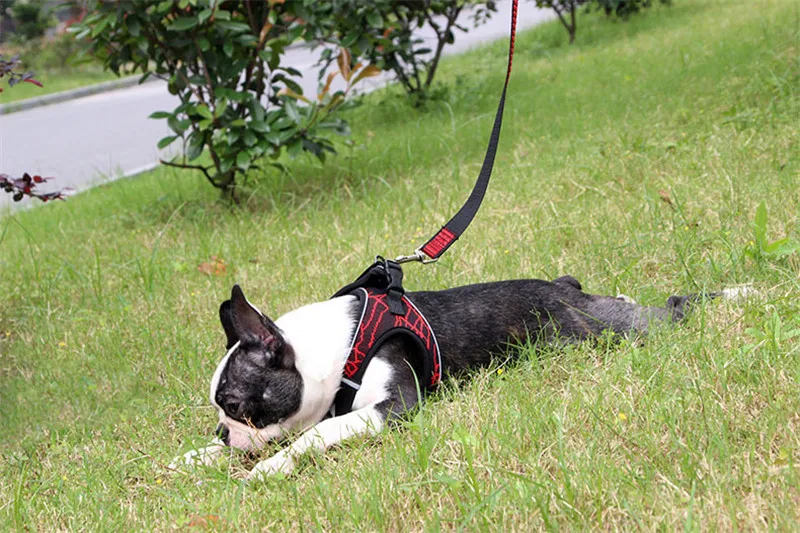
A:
195;40;215;106
569;0;577;43
159;159;220;189
424;5;462;90
549;1;573;36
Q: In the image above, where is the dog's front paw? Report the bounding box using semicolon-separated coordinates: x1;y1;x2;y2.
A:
248;452;295;481
168;442;224;470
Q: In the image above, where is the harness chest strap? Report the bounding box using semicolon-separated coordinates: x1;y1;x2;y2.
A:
332;286;442;416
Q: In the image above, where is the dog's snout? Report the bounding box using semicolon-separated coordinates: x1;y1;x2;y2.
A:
215;423;230;445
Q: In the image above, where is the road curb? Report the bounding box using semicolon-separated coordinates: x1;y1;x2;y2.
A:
0;74;159;116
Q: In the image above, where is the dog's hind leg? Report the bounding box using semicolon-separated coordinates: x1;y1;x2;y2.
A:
553;275;583;290
584;285;756;336
666;285;757;320
665;290;738;321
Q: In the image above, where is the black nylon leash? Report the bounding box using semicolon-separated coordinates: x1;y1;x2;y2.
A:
331;2;520;414
396;0;519;264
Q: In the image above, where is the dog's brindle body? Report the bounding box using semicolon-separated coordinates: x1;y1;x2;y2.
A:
172;277;700;479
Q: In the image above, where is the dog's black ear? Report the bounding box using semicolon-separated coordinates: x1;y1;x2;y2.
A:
219;300;238;349
229;284;280;350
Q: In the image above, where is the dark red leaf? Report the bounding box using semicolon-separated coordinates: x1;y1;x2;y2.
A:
23;78;43;88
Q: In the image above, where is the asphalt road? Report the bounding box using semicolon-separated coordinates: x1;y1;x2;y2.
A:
0;1;553;209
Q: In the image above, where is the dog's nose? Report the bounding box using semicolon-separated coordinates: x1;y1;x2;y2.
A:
215;423;230;446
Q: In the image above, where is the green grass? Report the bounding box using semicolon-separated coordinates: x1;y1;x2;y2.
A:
1;0;799;529
0;67;121;104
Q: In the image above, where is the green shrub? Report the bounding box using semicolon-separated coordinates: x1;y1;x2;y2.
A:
316;0;498;105
530;1;589;44
531;0;671;44
3;32;86;72
593;0;671;18
71;0;377;199
31;32;83;71
8;0;55;42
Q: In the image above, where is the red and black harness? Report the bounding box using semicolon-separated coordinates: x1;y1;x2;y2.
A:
331;0;518;415
331;259;441;416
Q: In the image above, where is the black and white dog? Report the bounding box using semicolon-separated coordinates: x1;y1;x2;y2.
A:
171;276;743;480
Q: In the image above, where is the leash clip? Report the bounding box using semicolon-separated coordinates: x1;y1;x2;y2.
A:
394;248;438;265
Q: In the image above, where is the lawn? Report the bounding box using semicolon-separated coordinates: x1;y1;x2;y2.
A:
1;0;798;529
0;67;121;105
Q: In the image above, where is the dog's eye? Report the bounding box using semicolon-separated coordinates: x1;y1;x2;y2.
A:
226;402;240;415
